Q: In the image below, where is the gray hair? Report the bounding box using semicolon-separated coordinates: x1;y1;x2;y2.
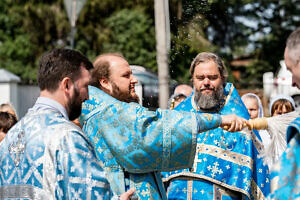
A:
286;27;300;65
190;52;228;85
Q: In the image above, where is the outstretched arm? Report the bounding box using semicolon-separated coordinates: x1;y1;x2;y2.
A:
81;86;246;173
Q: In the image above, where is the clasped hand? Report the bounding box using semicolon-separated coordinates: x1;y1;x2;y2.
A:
221;114;249;132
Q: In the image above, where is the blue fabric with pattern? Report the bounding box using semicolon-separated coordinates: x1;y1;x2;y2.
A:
79;86;222;200
0;107;116;199
162;83;270;200
268;117;300;199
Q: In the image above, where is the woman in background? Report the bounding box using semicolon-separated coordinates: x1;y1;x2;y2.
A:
0;111;17;143
269;94;295;116
242;93;270;147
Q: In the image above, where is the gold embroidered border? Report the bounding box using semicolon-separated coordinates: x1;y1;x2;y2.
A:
224;84;234;106
163;171;251;200
213;184;222;200
187;180;193;200
251;179;266;200
197;144;253;169
213;184;239;200
250;130;264;154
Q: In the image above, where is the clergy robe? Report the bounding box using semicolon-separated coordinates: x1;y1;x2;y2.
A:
79;85;223;200
0;98;117;200
268;117;300;199
162;83;270;200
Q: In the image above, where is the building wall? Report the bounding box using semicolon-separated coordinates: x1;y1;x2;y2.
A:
0;83;11;104
17;85;40;118
0;83;19;117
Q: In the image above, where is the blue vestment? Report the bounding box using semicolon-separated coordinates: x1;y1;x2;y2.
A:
162;83;270;200
0;98;117;199
79;86;223;200
268;117;300;199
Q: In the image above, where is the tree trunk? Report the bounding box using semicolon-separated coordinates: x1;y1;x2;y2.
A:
154;0;170;109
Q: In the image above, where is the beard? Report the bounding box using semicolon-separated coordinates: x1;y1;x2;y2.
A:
68;85;83;121
194;84;225;112
111;81;140;103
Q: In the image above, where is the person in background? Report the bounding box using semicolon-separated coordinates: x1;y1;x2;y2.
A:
0;111;17;143
259;94;296;169
0;49;134;200
241;93;263;119
242;93;271;147
168;84;193;109
173;84;193;97
163;52;270;199
0;103;18;119
269;94;295;116
268;27;300;199
168;93;187;109
79;53;247;200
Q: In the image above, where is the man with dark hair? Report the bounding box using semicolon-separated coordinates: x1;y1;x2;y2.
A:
163;52;270;199
268;27;300;199
79;53;248;200
0;112;17;142
0;49;134;199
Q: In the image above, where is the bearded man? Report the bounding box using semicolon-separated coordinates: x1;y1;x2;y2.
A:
162;52;270;200
79;53;247;200
0;49;134;199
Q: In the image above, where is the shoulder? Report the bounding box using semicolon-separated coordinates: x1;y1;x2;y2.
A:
28;110;93;147
287;117;300;143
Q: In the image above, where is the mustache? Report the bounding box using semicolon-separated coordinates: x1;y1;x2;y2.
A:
199;86;215;92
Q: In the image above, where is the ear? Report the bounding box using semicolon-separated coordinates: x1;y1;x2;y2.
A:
99;78;112;93
60;77;73;94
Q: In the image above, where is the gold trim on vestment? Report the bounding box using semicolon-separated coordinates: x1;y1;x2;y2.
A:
163;172;251;199
250;130;264;154
213;184;239;200
196;143;253;169
213;184;222;200
163;172;266;200
187;180;193;200
251;179;266;200
224;84;234;106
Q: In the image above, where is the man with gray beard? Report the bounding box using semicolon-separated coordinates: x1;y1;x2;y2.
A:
162;52;270;199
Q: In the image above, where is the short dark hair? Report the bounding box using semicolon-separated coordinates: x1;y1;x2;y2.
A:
190;52;228;85
90;53;124;88
0;112;17;133
38;48;93;91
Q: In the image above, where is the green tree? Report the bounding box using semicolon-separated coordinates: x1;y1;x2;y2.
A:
0;0;69;84
102;8;156;71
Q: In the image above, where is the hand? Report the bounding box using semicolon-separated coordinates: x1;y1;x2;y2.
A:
221;114;249;132
119;188;136;200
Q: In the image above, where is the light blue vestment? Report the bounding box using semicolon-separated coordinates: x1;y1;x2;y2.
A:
268;117;300;199
162;83;270;200
80;86;223;200
0;97;117;199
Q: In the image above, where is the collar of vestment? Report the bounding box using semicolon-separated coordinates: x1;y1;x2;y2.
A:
30;96;69;120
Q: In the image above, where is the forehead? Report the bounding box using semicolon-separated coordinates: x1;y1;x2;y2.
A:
109;57;130;74
194;60;220;75
243;98;258;107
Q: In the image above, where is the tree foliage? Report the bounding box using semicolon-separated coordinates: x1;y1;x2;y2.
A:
0;0;299;88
